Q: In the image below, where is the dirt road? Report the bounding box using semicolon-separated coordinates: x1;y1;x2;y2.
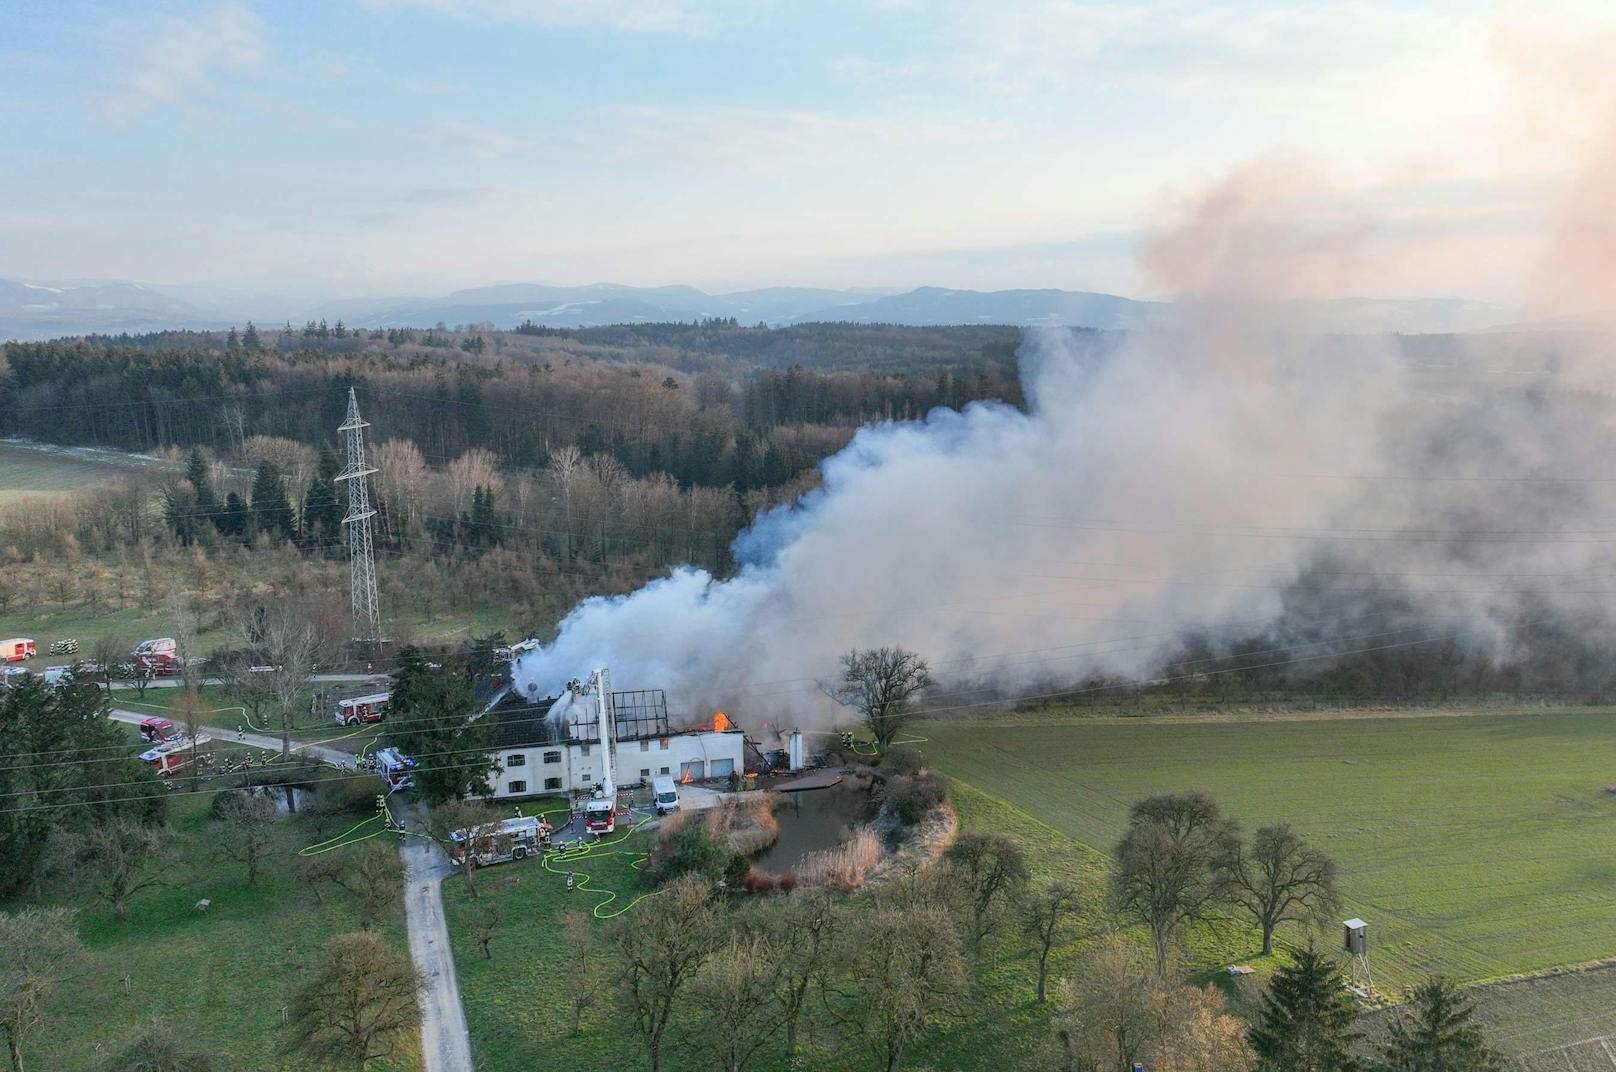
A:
399;805;474;1072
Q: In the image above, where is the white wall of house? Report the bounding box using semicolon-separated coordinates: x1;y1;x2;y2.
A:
485;731;745;800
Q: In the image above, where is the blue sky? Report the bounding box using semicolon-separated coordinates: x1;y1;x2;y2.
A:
2;0;1612;300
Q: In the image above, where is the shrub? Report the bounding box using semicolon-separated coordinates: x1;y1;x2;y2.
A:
880;771;948;827
646;819;746;886
208;788;250;821
878;746;924;776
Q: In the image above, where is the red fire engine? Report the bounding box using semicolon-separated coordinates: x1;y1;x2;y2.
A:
133;638;180;675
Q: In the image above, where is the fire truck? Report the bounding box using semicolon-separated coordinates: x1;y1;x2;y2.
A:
133;637;180;676
334;692;392;726
139;742;191;777
448;816;540;868
0;638;35;663
374;747;416;792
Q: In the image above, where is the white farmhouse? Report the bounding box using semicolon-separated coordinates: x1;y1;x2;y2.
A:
481;687;744;801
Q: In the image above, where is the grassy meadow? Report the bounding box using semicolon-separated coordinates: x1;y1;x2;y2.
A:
0;438;170;501
920;706;1616;988
13;785;420;1072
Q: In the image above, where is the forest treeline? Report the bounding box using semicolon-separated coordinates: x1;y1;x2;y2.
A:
0;323;1025;490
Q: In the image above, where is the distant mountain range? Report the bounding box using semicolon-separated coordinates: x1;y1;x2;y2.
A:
0;276;1523;341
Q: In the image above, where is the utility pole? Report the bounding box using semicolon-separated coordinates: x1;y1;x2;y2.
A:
335;387;382;643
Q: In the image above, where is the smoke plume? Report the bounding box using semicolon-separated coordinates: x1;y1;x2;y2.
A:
512;123;1616;727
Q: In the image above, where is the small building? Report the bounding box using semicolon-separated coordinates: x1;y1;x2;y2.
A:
481;688;744;800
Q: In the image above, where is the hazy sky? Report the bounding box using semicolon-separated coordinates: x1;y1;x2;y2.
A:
3;0;1612;299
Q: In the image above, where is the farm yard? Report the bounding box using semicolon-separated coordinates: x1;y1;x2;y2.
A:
920;706;1616;990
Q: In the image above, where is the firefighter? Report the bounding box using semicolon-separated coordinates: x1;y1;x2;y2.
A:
236;725;245;741
566;871;575;891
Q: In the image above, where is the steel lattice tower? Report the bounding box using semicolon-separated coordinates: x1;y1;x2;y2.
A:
335;388;382;642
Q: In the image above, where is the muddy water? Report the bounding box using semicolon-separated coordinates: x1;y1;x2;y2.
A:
751;781;871;874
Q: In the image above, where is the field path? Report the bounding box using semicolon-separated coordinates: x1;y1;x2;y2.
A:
398;802;475;1072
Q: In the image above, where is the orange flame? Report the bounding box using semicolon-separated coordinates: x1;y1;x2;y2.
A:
680;769;693;784
712;711;732;732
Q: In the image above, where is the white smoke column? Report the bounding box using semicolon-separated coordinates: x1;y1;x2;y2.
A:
512;179;1411;723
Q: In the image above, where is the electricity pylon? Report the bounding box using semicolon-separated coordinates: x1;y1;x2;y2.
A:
335;388;382;642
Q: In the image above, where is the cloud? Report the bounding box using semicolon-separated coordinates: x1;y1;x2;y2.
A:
100;2;266;120
413;120;531;159
358;0;704;33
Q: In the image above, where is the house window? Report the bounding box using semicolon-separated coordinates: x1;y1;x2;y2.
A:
544;777;562;791
543;751;561;764
640;768;650;779
505;753;526;767
580;743;590;756
639;739;649;752
507;780;527;794
659;766;670;775
659;738;669;750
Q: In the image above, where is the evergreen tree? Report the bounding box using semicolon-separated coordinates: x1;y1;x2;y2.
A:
242;321;262;350
1374;977;1502;1072
381;648;497;805
333;319;347;339
226;326;240;351
249;461;295;542
186;447;216;511
301;447;343;546
1250;946;1361;1072
469;484;500;547
219;491;250;540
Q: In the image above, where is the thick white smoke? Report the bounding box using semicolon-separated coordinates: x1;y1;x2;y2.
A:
512;124;1616;726
510;301;1433;724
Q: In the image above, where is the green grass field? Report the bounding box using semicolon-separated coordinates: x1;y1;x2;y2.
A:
7;737;420;1071
0;438;172;501
920;707;1616;988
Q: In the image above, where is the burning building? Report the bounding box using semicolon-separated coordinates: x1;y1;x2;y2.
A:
480;686;744;801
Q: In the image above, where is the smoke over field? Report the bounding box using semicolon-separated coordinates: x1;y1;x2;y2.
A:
513;109;1616;725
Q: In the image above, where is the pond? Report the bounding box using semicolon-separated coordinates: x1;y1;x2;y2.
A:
750;778;872;874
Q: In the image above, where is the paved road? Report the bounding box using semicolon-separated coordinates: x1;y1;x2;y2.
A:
398;802;475;1072
108;709;358;767
106;672;382;690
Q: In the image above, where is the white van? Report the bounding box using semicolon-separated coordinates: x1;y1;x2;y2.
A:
652;775;680;816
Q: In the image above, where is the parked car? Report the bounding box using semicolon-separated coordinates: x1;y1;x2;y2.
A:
40;666;72;688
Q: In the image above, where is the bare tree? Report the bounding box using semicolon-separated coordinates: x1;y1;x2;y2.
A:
237;598;323;760
1111;793;1238;978
547;444;583;562
94;1021;218;1072
79;816;166;921
217;791;279;886
1018;882;1085;1003
0;907;84;1072
469;900;504;960
426;798;504;899
1050;937;1161;1072
297;853;344;906
283;930;420;1072
942;831;1030;948
686;933;784;1072
331;842;403;931
562;909;598;1036
831;902;965;1072
835;647;932;754
1155;985;1255;1072
1226;824;1339;956
613;874;716;1072
766;888;839;1058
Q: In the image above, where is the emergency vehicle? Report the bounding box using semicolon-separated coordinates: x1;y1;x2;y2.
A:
584;795;616;836
1;638;35;662
139;742;191;777
133;637;180;675
375;747;416;792
138;716;179;743
448;816;540;867
334;692;391;726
